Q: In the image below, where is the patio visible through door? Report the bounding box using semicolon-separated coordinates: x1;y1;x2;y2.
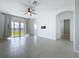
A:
11;21;25;37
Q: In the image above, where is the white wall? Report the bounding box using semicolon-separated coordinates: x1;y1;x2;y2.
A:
75;0;79;52
56;11;74;41
27;19;35;35
34;0;74;40
35;10;56;40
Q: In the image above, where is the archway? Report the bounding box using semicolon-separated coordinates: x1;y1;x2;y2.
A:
56;11;74;41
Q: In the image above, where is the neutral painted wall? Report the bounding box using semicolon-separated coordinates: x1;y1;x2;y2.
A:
35;12;56;40
33;0;74;40
75;0;79;52
56;11;74;41
27;19;35;35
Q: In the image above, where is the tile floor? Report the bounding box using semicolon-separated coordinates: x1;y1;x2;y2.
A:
0;36;79;58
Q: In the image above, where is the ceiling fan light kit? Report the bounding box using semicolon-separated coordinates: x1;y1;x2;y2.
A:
24;0;37;16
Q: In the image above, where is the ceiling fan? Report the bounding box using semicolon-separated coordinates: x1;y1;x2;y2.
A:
24;0;37;16
24;7;37;16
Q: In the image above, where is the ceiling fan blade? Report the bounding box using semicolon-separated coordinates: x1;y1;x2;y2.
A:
24;12;28;15
32;12;37;14
31;9;36;11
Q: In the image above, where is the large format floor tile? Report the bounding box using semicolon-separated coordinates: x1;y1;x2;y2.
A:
0;36;79;58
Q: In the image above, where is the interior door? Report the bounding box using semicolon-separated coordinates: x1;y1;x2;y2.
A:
64;19;70;39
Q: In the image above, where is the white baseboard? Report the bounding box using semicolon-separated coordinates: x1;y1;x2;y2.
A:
37;35;56;40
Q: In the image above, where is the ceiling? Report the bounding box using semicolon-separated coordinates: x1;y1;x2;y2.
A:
0;0;74;19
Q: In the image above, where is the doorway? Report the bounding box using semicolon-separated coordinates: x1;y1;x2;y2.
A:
11;21;25;37
63;19;70;40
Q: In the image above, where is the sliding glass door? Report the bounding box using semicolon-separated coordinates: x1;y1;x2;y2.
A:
11;21;25;37
20;23;25;36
